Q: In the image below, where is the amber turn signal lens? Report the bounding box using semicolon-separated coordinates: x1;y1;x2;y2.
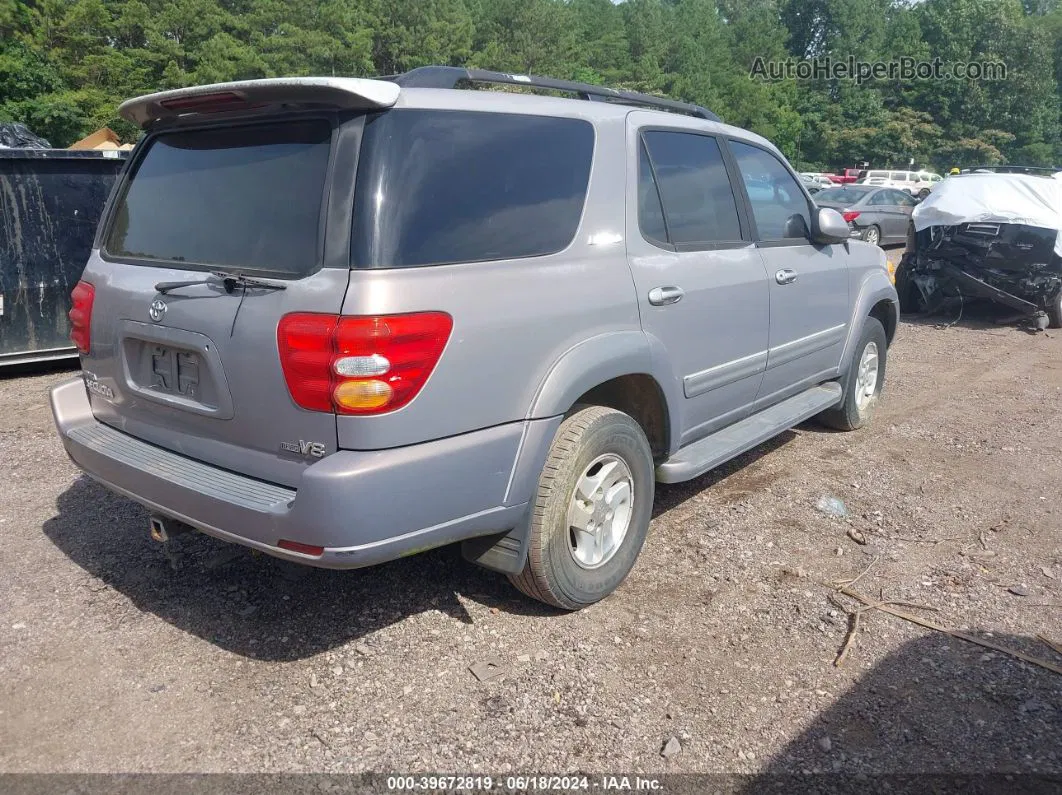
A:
333;379;393;411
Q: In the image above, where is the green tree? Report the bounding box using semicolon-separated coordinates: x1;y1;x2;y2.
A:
0;0;1057;166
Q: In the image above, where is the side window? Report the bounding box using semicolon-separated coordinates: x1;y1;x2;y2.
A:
641;130;742;246
868;190;889;206
351;110;594;268
637;139;668;244
894;191;918;207
729;140;811;241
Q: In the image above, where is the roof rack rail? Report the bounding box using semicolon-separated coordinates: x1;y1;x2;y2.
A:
386;66;721;122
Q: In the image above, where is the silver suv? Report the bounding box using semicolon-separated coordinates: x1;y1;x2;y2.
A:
51;67;898;610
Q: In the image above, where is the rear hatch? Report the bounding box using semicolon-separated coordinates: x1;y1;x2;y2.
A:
80;113;350;488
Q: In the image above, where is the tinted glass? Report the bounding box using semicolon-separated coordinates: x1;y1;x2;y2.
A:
352;110;594;268
730;141;811;240
869;190;894;206
892;190;918;206
642;131;741;244
638;140;668;243
106;121;331;275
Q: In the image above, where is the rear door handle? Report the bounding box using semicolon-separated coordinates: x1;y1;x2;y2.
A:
775;269;798;285
648;286;685;306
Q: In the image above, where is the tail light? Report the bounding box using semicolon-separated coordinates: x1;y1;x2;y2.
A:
842;211;861;223
69;281;95;354
277;312;452;416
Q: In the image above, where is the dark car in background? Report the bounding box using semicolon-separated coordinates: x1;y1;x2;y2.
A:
814;184;918;246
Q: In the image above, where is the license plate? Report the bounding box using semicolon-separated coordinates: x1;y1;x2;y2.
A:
150;345;201;398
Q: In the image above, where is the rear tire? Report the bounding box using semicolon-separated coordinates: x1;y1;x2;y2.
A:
508;406;654;610
861;225;881;246
818;317;887;431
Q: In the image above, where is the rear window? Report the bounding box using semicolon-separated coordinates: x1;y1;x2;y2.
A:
352;110;594;268
104;120;331;276
816;186;873;202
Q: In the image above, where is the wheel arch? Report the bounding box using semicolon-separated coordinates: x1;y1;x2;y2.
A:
839;271;899;375
527;330;681;457
869;297;898;345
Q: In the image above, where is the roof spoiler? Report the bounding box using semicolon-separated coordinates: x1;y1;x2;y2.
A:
118;77;401;128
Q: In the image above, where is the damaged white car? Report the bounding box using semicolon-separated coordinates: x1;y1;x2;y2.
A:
897;171;1062;328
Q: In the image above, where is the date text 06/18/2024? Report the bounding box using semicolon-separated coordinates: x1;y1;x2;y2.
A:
385;775;664;791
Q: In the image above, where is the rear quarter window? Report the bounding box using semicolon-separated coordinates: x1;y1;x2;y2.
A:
351;110;594;268
104;120;331;276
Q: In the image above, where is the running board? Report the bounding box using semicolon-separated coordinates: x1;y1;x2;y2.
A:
655;382;843;484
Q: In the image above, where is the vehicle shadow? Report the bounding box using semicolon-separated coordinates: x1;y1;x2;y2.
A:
743;632;1062;792
901;298;1047;334
652;431;796;519
43;423;828;663
43;476;560;662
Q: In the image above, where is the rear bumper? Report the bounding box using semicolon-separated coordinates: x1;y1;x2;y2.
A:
50;378;531;569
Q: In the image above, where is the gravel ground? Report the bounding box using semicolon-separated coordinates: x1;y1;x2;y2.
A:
1;294;1060;780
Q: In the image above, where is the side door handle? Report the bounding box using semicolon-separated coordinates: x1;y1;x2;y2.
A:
647;286;685;306
775;269;798;285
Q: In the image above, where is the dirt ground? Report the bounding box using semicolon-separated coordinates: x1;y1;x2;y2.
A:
1;284;1060;783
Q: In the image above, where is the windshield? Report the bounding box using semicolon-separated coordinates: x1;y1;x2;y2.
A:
104;120;332;276
816;186;872;202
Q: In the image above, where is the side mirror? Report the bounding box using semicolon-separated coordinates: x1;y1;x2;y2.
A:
783;213;810;239
813;207;851;244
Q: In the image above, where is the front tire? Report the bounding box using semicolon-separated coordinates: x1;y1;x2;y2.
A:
818;317;888;431
508;406;655;610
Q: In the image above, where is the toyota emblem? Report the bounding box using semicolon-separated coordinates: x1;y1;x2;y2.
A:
149;299;167;323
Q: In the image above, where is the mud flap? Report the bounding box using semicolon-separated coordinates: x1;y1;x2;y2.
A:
460;506;532;574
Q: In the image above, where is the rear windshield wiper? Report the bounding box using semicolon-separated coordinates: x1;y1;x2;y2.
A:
155;271;288;295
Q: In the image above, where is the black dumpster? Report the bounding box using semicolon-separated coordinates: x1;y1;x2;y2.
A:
0;148;128;366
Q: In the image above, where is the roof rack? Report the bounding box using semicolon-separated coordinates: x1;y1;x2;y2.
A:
386;66;721;122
